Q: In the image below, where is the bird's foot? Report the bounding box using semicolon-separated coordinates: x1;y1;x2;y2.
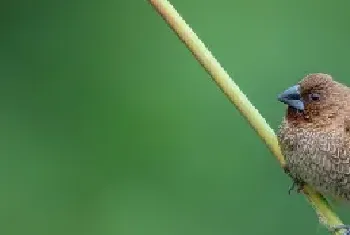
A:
283;165;305;194
288;180;305;194
329;224;350;235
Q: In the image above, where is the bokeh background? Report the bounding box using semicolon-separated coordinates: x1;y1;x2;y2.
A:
1;0;350;234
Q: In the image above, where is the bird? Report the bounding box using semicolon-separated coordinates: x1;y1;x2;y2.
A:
277;73;350;234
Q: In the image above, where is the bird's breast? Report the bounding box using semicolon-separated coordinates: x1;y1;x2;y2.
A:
277;122;350;200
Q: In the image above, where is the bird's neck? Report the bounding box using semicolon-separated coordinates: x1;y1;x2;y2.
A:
286;107;309;125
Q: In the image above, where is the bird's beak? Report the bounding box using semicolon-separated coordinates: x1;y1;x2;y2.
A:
277;85;304;111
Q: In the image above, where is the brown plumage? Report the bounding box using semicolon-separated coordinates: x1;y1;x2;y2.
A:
277;73;350;201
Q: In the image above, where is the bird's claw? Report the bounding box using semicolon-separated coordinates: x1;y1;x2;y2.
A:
283;165;305;194
288;180;305;194
329;224;350;235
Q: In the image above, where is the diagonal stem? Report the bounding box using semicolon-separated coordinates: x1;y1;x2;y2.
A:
147;0;344;234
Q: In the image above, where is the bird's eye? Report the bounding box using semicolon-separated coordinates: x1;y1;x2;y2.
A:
309;93;320;101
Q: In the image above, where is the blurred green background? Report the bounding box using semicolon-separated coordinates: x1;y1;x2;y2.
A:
1;0;350;234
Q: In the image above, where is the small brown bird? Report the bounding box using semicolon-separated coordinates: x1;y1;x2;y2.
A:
277;73;350;232
277;73;350;198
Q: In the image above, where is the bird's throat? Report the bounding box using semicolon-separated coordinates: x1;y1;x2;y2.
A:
286;107;309;124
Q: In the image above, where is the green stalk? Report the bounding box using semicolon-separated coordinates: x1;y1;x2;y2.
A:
148;0;344;234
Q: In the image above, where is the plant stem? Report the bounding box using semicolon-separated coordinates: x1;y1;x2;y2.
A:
148;0;344;234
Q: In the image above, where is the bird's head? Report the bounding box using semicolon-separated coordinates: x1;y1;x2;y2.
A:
277;73;348;127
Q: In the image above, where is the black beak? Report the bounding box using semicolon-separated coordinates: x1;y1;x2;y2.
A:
277;85;304;111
